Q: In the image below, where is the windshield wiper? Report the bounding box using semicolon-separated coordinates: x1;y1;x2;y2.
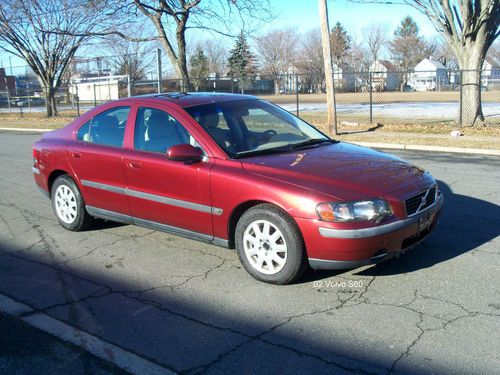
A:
233;145;292;159
289;138;336;150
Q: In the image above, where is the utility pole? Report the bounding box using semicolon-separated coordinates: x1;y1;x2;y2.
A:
318;0;337;136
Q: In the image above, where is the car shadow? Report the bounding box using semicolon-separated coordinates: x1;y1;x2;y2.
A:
355;179;500;276
297;179;500;281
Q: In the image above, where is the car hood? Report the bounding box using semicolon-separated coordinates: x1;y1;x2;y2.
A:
240;142;434;201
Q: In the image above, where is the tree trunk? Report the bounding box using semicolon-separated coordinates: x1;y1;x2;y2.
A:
454;40;486;126
460;64;483;126
45;87;58;117
39;78;58;117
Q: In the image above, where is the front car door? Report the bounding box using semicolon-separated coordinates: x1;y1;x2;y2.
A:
123;105;216;238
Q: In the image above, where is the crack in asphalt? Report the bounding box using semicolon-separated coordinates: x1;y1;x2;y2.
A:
1;191;498;374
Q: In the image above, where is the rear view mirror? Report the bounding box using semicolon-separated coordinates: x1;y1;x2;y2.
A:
167;144;203;163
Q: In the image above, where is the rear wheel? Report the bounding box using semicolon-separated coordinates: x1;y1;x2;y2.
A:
51;175;93;231
235;204;307;284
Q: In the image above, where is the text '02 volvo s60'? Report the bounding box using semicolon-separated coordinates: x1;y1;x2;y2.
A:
33;93;443;284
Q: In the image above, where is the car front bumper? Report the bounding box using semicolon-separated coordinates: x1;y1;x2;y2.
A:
296;193;444;270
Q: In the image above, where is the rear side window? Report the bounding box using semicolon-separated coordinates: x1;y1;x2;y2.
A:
77;106;130;147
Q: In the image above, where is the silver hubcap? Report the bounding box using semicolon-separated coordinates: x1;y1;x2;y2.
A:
55;185;78;224
243;219;287;275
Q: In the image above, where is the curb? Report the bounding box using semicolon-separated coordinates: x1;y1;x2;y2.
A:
0;293;176;375
349;141;500;156
0;127;53;132
1;127;499;156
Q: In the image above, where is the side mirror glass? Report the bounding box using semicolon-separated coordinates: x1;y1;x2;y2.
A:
167;144;203;163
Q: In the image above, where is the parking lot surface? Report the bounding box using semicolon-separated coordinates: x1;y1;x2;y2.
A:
0;130;499;374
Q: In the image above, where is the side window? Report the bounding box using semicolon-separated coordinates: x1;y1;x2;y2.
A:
78;107;130;147
134;107;196;154
77;120;90;141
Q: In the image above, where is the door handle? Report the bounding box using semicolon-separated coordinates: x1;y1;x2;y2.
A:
128;161;142;169
71;152;81;159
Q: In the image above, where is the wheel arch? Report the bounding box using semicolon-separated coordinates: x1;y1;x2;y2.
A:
226;200;303;249
47;170;71;194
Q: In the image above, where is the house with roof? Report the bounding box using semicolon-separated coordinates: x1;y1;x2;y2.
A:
369;60;400;91
333;63;356;92
482;59;500;88
410;58;449;91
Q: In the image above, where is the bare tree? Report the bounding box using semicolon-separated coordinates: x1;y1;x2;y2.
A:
347;37;372;91
130;0;272;90
296;29;324;93
0;0;109;116
103;28;155;82
365;24;387;63
404;0;499;125
204;38;228;75
255;28;297;93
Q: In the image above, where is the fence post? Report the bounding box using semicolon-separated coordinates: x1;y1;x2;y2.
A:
127;75;132;97
459;70;463;126
369;72;373;124
4;77;11;112
295;74;299;117
93;83;97;107
75;82;80;117
156;47;162;94
27;82;30;111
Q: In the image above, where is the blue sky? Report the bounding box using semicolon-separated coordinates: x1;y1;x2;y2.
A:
269;0;438;38
0;0;440;71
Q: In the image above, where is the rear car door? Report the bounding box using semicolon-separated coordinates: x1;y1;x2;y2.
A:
68;106;131;215
123;105;215;237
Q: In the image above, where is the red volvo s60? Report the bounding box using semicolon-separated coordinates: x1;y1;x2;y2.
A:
33;93;443;284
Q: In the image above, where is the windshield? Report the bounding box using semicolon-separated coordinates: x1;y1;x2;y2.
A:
184;99;330;158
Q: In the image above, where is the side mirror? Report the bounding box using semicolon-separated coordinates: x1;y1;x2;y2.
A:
167;144;203;163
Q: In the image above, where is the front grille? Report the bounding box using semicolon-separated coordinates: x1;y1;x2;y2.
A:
405;186;436;216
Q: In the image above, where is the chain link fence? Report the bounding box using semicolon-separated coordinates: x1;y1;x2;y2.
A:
1;65;498;127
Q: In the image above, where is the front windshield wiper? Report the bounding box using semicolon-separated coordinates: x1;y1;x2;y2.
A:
232;138;337;159
288;138;337;150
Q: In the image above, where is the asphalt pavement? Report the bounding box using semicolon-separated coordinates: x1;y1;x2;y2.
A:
0;130;499;374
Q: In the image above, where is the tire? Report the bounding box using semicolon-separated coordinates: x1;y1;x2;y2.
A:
51;175;93;231
235;204;307;284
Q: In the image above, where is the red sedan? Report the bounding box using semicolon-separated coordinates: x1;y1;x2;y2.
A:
33;93;443;284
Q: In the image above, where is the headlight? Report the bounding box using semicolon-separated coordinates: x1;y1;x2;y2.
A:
316;199;392;223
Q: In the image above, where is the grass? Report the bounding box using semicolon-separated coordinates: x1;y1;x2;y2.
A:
1;98;499;150
260;90;500;104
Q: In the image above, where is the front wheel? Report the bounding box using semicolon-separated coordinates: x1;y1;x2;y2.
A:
51;175;93;231
235;204;307;284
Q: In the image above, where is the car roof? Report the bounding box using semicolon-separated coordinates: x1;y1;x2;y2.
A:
119;92;257;108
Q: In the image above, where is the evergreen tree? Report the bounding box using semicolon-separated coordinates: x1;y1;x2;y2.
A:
227;32;257;93
390;16;433;90
330;22;351;65
189;47;209;91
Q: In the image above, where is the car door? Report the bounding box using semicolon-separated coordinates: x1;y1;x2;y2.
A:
123;105;215;237
68;106;131;215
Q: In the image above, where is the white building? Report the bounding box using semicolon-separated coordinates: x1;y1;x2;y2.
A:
410;58;449;91
369;60;400;91
69;75;128;102
333;63;356;92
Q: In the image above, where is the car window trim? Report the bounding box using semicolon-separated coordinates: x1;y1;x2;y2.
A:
134;105;207;156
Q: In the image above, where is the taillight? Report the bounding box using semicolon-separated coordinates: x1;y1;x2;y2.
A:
33;147;38;165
